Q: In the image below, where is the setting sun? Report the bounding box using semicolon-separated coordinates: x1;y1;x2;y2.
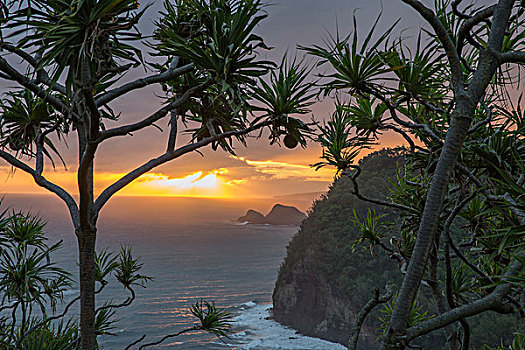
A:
123;170;227;197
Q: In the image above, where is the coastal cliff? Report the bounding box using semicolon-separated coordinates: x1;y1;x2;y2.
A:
272;148;519;349
272;149;403;348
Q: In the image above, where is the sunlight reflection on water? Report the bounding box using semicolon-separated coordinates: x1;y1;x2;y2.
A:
4;195;311;349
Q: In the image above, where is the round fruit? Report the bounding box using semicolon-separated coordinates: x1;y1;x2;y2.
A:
283;134;298;149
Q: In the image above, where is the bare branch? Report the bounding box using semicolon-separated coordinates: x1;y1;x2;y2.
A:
404;258;523;342
83;89;100;141
94;120;270;212
137;327;198;350
401;0;464;92
0;149;79;226
0;42;67;94
372;91;444;145
496;50;525;64
457;5;496;56
383;125;416;150
0;56;72;118
466;0;517;100
125;335;146;350
98;81;210;141
96;288;135;313
166;110;178;151
34;131;44;175
95;63;194;106
343;165;412;212
349;284;393;350
0;42;38;67
452;0;471;20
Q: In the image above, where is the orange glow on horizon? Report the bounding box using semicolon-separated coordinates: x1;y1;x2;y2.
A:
0;157;334;199
123;170;228;198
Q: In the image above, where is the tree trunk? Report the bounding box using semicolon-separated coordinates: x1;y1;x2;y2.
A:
383;1;514;347
384;104;474;349
77;226;97;350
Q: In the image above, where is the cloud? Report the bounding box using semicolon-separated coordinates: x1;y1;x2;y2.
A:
230;156;334;182
0;166;231;198
0;154;336;199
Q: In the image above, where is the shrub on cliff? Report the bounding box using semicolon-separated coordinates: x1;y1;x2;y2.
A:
275;148;518;349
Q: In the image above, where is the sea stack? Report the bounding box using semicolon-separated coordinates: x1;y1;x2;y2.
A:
237;204;306;225
238;209;266;224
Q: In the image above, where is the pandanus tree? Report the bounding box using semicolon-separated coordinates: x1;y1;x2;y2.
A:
0;0;313;348
310;1;525;349
0;208;234;349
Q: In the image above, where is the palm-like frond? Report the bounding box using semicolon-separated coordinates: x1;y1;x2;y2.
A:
16;319;79;350
154;0;273;86
11;0;145;92
115;246;152;288
190;300;233;338
252;55;315;148
0;212;72;314
386;35;447;102
94;249;118;285
342;97;387;138
0;90;65;166
313;107;373;171
301;12;400;96
352;209;393;255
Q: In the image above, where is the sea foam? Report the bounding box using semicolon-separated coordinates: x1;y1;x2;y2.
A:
229;303;346;350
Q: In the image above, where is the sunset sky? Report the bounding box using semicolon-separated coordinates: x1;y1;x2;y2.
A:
0;0;419;200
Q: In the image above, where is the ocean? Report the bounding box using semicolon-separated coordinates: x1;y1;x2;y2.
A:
3;194;344;350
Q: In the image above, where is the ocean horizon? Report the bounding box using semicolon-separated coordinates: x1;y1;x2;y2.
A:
2;194;344;349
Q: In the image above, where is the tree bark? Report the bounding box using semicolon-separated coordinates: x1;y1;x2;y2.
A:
78;226;97;350
384;104;474;349
383;1;515;348
77;100;97;349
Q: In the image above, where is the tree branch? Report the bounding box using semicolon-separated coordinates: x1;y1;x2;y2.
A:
0;150;80;227
466;0;517;100
401;0;464;92
349;285;393;350
166;110;178;151
96;288;135;313
125;335;147;350
372;91;444;146
495;50;525;64
136;327;198;350
457;5;496;56
0;42;67;95
97;81;210;141
343;165;412;212
94;120;270;212
383;125;416;151
404;258;523;342
95;63;194;106
0;56;72;118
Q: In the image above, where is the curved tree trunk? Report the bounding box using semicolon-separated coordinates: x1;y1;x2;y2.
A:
383;1;515;348
78;226;97;350
384;105;474;348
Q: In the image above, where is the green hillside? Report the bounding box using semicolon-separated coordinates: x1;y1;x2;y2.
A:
273;148;518;349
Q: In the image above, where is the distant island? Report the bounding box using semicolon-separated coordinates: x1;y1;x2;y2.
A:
238;204;306;225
